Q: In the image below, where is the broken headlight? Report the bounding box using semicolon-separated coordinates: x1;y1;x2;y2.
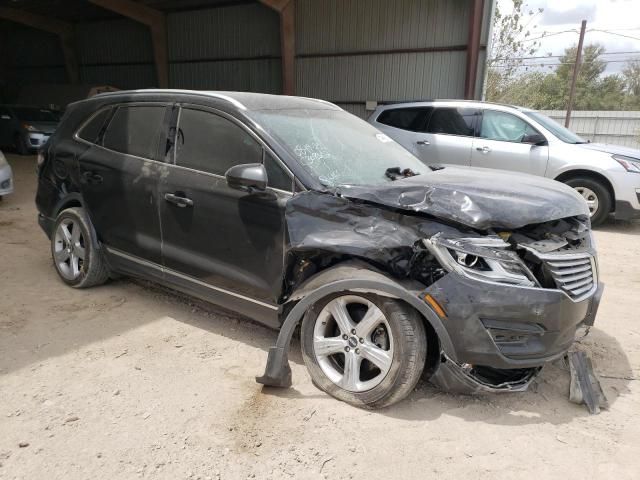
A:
424;234;538;287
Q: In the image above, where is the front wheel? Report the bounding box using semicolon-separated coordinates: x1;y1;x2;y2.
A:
301;293;427;409
564;176;612;227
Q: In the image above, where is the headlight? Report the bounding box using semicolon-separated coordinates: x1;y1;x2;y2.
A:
424;234;538;287
613;154;640;173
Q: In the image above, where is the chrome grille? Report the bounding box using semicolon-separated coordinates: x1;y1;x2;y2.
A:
538;252;597;301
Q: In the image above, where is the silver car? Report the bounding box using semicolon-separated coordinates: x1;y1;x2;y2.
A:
0;150;13;199
369;100;640;226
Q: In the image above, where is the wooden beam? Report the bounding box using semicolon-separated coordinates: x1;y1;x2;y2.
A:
464;0;484;99
259;0;295;95
0;7;79;83
258;0;291;14
89;0;169;88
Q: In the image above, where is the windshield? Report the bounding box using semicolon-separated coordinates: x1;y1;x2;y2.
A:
524;111;586;144
250;109;426;187
12;107;59;122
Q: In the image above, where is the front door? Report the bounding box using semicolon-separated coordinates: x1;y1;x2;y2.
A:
471;109;549;176
77;104;168;268
159;106;291;313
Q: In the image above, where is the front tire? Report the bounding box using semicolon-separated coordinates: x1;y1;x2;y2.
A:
51;207;109;288
564;176;612;227
301;293;427;409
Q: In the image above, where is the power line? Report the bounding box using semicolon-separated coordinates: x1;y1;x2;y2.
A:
588;29;640;42
490;50;640;62
490;58;640;68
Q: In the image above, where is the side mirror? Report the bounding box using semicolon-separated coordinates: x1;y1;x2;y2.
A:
225;163;268;192
522;133;547;146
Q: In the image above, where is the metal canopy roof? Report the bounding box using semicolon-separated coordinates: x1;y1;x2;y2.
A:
0;0;253;22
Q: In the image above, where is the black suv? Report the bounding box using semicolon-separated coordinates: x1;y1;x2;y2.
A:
36;90;603;408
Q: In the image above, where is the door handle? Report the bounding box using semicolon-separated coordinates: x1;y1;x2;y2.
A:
416;140;430;146
164;192;193;208
476;146;491;154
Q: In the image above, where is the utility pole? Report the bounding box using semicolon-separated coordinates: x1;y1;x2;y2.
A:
565;20;587;127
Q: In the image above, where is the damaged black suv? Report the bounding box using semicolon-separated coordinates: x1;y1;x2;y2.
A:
36;90;603;408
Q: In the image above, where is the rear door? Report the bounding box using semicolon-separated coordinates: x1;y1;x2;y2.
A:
373;107;432;157
77;103;169;272
471;109;549;176
419;107;478;166
159;105;291;312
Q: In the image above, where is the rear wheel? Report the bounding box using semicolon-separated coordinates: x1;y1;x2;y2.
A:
51;207;109;288
301;293;427;409
14;134;28;155
564;176;612;227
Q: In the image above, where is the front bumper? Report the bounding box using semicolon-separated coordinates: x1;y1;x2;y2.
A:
26;132;51;149
0;163;13;196
611;171;640;221
425;272;604;370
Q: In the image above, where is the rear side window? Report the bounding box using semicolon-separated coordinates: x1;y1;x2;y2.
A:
175;108;262;176
377;107;432;132
103;105;167;159
427;108;477;136
77;108;111;144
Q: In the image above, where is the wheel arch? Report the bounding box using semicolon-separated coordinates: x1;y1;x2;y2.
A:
554;169;616;212
257;261;453;388
53;193;84;217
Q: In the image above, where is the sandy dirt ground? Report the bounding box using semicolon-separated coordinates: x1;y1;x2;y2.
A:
0;153;639;480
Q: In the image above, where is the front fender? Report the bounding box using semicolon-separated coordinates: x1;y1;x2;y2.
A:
256;264;455;388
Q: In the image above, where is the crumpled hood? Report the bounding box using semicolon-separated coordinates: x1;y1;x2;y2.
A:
578;142;640;160
337;166;589;230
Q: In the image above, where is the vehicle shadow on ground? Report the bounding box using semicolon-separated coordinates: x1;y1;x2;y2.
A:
264;326;633;426
596;217;640;234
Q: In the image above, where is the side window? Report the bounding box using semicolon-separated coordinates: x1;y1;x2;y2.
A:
480;110;538;143
175;108;262;175
103;105;167;159
377;107;432;132
426;108;476;136
77;108;111;144
264;153;293;192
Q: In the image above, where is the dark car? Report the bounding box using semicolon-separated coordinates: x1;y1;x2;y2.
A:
0;104;60;155
35;90;603;408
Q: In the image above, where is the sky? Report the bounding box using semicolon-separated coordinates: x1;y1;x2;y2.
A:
496;0;640;74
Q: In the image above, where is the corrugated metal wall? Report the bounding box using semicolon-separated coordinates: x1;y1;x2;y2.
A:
167;3;281;92
541;111;640;149
1;0;493;111
76;19;156;88
296;0;490;118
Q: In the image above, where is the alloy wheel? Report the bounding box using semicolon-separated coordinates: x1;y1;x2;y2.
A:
574;186;599;216
53;218;86;280
312;295;394;392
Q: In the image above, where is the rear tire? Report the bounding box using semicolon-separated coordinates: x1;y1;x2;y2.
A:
301;292;427;409
564;176;612;227
14;134;28;156
51;207;110;288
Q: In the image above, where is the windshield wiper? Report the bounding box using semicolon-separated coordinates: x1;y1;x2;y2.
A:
385;167;419;181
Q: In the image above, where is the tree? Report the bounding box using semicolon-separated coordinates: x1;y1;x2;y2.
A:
485;1;543;102
622;60;640;96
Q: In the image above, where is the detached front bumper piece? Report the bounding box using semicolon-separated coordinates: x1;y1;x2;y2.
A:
430;354;541;394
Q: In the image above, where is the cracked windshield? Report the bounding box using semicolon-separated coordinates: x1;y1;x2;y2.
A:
251;109;426;187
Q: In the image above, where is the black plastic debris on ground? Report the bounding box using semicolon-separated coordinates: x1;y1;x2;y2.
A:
568;350;609;414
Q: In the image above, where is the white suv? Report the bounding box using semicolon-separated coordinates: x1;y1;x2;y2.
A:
369;100;640;226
